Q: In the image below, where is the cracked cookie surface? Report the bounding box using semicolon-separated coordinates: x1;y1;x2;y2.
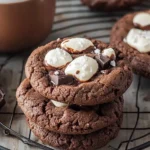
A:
111;10;150;78
27;116;122;150
16;79;123;135
25;38;132;105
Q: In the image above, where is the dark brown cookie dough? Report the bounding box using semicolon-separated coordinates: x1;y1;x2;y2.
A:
25;38;132;105
27;116;122;150
111;10;150;79
16;79;123;135
81;0;141;11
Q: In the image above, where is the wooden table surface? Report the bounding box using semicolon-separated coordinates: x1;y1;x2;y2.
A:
0;0;150;150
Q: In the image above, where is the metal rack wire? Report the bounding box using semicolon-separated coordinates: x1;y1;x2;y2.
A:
0;0;150;149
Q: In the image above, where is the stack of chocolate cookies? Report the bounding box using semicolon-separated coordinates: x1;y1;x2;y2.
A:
16;37;132;150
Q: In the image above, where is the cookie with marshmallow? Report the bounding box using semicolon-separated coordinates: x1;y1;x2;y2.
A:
25;37;132;105
17;79;124;135
111;10;150;78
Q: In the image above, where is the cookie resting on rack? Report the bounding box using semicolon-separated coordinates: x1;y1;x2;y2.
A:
25;37;132;105
16;79;123;135
27;116;122;150
111;10;150;78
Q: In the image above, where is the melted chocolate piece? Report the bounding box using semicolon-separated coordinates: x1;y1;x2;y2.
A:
83;46;95;53
95;54;111;69
49;71;74;86
0;89;5;109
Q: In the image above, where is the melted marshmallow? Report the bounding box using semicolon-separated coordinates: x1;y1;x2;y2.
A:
65;55;98;82
44;48;72;68
61;38;94;53
125;28;150;53
102;48;116;60
133;13;150;27
51;100;68;107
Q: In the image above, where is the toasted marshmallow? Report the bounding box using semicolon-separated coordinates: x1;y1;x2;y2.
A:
65;55;98;82
61;38;94;53
124;28;150;53
51;100;68;107
133;13;150;27
102;48;116;60
44;48;72;68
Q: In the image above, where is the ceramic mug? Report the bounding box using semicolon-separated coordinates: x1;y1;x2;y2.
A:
0;0;55;52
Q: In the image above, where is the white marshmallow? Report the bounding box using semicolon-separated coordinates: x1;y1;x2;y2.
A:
102;48;116;60
51;100;68;107
101;70;106;74
65;55;98;82
124;28;150;53
54;71;59;75
133;13;150;27
61;38;94;53
44;48;72;68
94;49;101;54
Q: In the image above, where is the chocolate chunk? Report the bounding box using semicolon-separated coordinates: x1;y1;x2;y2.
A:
95;54;111;69
49;71;74;86
84;46;95;53
0;89;5;109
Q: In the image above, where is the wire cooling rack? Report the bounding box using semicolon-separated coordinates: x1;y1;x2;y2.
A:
0;0;150;150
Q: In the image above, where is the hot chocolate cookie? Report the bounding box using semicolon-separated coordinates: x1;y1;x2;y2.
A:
111;10;150;78
25;37;132;105
81;0;141;11
27;116;122;150
16;79;123;135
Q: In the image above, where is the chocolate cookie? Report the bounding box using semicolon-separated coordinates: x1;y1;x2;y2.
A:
16;79;123;135
25;37;132;105
111;10;150;78
27;116;122;150
81;0;141;11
